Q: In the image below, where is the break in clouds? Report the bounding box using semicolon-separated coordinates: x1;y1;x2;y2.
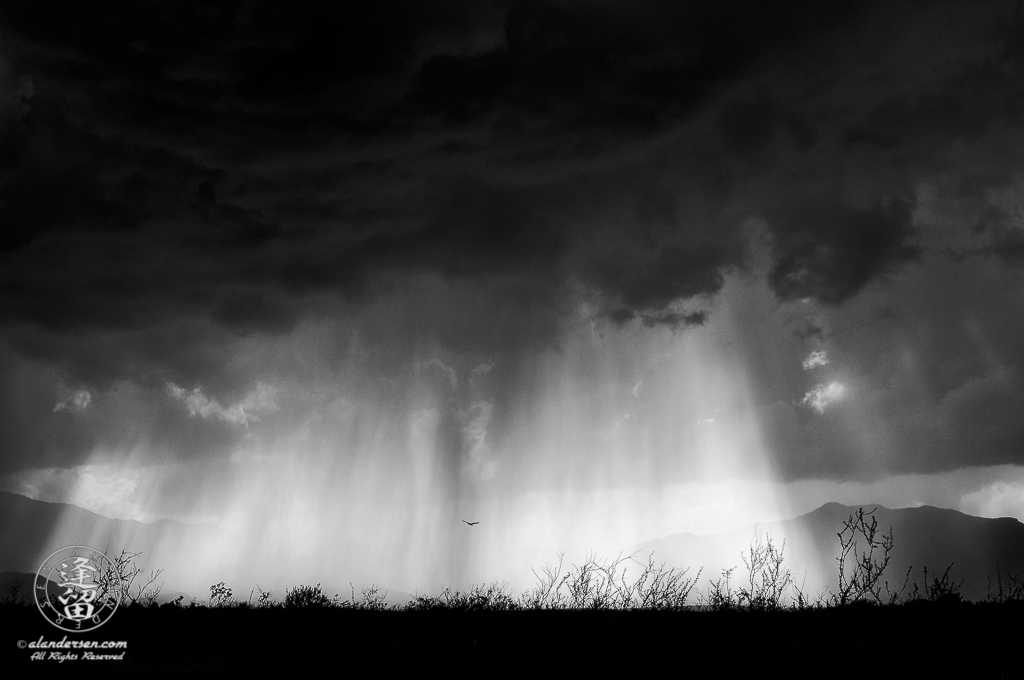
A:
3;0;1024;504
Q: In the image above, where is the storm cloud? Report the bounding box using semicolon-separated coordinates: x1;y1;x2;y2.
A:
2;0;1024;487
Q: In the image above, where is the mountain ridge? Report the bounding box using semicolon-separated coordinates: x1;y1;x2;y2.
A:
626;502;1024;600
0;490;223;531
4;490;1023;603
0;491;415;605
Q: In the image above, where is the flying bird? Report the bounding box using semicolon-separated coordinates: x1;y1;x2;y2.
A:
462;520;479;526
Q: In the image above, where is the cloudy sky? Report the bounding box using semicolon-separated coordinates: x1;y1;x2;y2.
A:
3;0;1024;593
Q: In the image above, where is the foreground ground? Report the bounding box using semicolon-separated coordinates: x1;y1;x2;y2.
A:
1;601;1020;677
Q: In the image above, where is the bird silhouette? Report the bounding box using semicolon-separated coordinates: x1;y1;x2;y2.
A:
462;520;479;526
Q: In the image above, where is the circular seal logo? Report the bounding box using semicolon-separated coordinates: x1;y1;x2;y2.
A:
34;546;123;632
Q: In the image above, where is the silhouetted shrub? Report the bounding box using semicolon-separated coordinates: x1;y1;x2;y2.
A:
209;581;235;607
699;567;739;611
522;552;700;610
284;583;336;608
78;508;1024;614
984;565;1024;604
343;584;393;610
832;507;896;605
249;585;277;608
738;530;792;611
908;564;964;605
103;549;164;607
409;582;521;612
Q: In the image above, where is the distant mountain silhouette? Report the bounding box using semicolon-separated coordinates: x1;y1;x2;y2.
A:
0;491;222;580
0;491;413;606
0;571;62;605
627;503;1024;601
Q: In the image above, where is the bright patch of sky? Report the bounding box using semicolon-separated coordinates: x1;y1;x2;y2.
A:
167;382;278;427
802;350;829;370
801;381;847;414
54;389;91;412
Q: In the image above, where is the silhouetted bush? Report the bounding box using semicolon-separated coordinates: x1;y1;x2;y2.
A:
409;582;521;611
345;584;392;610
983;565;1024;603
284;583;336;608
522;552;701;610
832;507;895;606
248;585;277;608
738;530;792;611
908;564;964;605
209;581;235;607
24;507;1019;614
699;566;739;611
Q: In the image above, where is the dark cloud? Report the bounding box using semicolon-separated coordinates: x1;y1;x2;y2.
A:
641;310;708;329
842;126;902;151
0;0;954;345
2;0;1024;482
792;318;826;343
718;96;779;159
766;197;920;304
212;291;299;336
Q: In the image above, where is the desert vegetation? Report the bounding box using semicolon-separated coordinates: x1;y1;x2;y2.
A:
21;507;1016;613
6;507;1022;677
